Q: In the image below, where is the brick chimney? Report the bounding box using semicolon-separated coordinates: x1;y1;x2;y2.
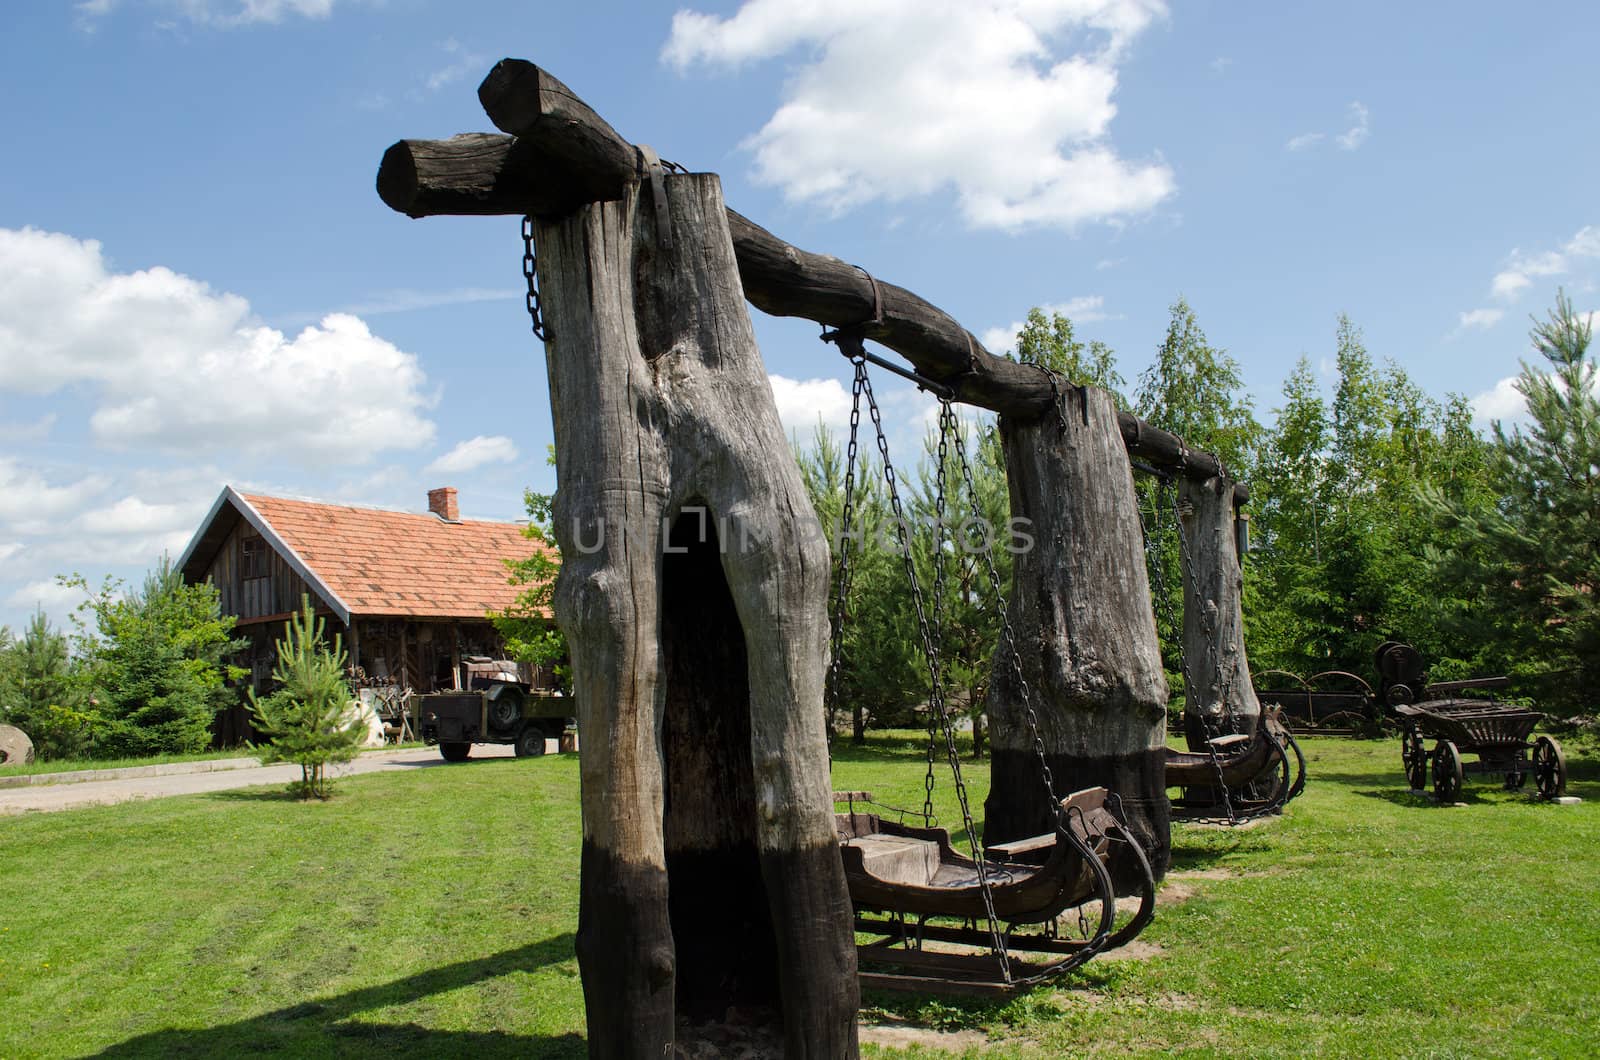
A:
428;487;459;522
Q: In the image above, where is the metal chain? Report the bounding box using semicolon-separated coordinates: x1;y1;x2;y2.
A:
856;369;1009;983
924;404;957;822
521;215;549;342
1026;362;1071;435
947;406;1066;837
825;361;867;744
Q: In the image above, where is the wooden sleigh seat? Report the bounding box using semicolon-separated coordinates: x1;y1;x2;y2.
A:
1165;706;1304;817
837;787;1158;997
836;787;1133;925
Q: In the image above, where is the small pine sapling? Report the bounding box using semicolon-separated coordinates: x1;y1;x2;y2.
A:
248;598;363;799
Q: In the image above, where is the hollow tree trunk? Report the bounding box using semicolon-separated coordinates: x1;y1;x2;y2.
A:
1179;475;1260;750
537;173;858;1058
984;385;1171;884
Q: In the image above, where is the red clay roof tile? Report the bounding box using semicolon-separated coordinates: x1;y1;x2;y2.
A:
239;493;553;620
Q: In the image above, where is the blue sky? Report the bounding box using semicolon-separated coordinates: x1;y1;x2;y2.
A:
2;0;1597;632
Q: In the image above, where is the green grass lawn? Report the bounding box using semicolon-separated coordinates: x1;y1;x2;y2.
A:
0;734;1595;1058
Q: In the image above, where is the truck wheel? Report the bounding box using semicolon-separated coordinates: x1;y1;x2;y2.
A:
515;726;548;758
489;687;524;731
440;742;471;763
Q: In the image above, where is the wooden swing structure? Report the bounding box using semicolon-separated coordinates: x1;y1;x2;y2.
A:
1137;471;1307;823
374;57;1253;1055
818;334;1156;996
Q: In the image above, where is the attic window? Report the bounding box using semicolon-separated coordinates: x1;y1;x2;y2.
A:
241;536;268;580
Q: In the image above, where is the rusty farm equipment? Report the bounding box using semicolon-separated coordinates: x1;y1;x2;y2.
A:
1378;642;1567;801
1253;668;1381;735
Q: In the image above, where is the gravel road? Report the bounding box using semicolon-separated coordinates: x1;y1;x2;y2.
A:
0;743;525;816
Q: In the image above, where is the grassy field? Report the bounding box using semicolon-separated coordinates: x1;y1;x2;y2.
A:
0;733;1595;1057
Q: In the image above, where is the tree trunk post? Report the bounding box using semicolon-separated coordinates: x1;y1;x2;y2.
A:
537;172;858;1058
1178;475;1261;749
984;385;1171;884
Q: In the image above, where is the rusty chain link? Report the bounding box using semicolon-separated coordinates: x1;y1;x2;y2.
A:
521;214;549;342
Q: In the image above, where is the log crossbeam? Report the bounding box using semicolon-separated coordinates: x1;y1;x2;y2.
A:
374;58;1246;500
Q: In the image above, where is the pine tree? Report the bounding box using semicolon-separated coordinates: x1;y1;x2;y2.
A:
1430;291;1600;708
0;611;94;759
67;558;244;757
1013;306;1127;406
248;598;364;799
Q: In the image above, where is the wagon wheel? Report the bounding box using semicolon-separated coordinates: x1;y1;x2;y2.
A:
1532;736;1566;800
1432;741;1463;803
1401;725;1428;791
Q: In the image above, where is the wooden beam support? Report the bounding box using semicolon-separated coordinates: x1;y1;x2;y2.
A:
374;58;1247;501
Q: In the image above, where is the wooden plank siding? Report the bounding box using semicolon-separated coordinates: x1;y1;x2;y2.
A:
204;518;319;622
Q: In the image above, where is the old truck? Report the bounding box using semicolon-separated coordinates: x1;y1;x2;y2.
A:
417;657;573;761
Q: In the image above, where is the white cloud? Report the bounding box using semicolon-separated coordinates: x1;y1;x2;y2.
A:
73;0;119;29
0;227;436;464
5;578;89;613
981;296;1107;353
76;0;346;28
425;436;521;475
0;415;57;444
1488;226;1600;301
69;496;192;538
329;287;519;318
768;375;853;437
423;39;486;93
1209;56;1231;75
1471;375;1525;425
1287;101;1368;152
1336;102;1369;150
1455;307;1504;332
1566;226;1600;258
0;460;111;533
664;0;1175;232
0;543;21;566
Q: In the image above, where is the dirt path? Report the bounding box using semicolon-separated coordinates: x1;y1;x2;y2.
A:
0;744;523;816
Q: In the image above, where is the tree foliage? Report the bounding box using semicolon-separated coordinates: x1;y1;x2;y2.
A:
1014;306;1127;405
0;611;95;759
909;414;1013;757
797;424;922;741
1134;297;1263;695
1427;292;1600;709
1247;317;1492;679
65;558;245;757
790;291;1589;742
489;483;568;688
248;597;364;799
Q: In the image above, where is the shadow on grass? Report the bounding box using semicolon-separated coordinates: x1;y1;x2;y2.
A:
92;934;584;1059
1165;826;1272;873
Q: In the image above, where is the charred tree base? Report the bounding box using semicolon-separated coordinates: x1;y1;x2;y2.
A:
986;746;1171;888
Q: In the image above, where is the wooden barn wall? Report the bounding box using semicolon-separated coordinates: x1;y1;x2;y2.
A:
204;518;316;621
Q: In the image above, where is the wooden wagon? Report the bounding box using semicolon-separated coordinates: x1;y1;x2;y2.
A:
1396;700;1566;801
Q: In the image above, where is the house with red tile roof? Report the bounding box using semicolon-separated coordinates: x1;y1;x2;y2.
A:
177;486;553;734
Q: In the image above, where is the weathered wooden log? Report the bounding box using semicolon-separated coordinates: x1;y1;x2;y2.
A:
984;386;1171;884
540;172;857;1057
1178;475;1261;751
374;59;1247;498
